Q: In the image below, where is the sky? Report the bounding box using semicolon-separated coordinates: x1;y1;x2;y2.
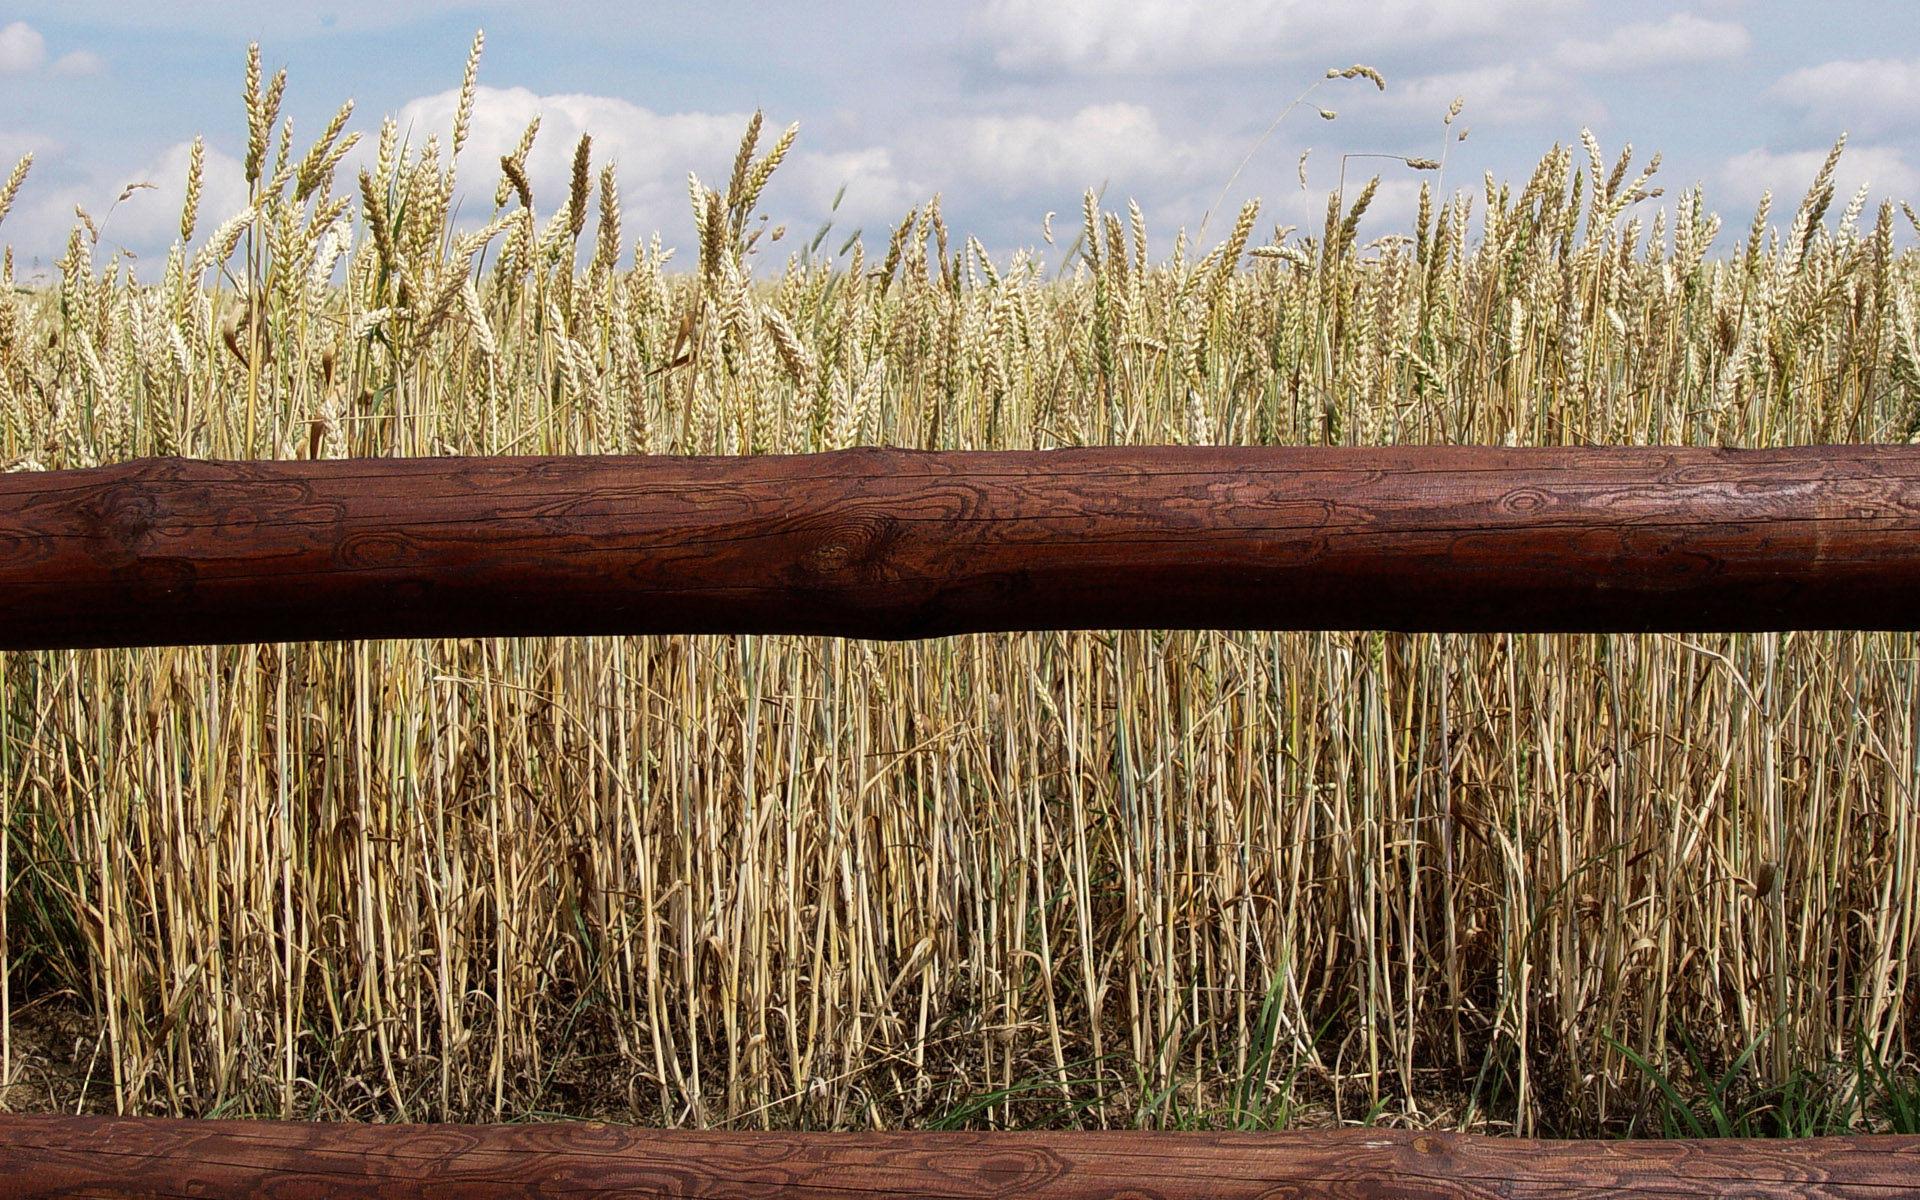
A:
0;1;1916;279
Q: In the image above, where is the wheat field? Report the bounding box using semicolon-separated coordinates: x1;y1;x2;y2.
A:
0;40;1917;1136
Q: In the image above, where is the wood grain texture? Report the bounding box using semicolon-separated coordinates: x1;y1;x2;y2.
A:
0;1116;1914;1198
5;445;1920;648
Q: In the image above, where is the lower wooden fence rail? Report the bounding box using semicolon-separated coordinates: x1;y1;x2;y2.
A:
6;444;1920;1196
0;1117;1914;1199
6;444;1920;649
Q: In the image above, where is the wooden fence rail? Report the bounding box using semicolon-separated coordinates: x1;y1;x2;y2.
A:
1;1116;1915;1199
5;444;1920;649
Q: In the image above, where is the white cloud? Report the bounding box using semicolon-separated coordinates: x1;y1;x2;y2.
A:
1718;145;1920;209
410;87;741;251
1382;63;1596;127
397;84;748;221
107;140;250;253
51;50;104;76
933;103;1227;198
774;146;925;232
389;85;923;249
383;90;1251;260
1771;59;1920;136
1554;14;1749;73
0;22;48;73
971;0;1570;75
0;137;249;280
2;84;922;276
0;22;102;77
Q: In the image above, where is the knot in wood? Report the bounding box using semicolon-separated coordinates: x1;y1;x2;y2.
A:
83;485;160;565
336;529;426;569
799;511;897;576
1498;486;1553;515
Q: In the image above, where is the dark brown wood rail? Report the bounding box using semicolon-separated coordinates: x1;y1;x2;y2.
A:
5;445;1920;649
0;1116;1913;1198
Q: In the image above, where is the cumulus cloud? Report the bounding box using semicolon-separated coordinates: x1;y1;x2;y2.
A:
1381;62;1596;127
971;0;1570;75
107;140;249;252
932;103;1229;198
1554;14;1749;73
1771;59;1920;136
0;21;102;77
384;89;1261;259
389;85;924;249
397;84;748;222
0;137;248;280
0;22;47;73
772;145;925;232
1719;144;1919;208
51;50;104;76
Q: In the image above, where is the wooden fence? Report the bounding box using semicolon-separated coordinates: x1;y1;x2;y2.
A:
3;444;1919;1197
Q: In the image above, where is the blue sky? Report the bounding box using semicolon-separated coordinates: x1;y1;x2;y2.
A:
1;1;1916;277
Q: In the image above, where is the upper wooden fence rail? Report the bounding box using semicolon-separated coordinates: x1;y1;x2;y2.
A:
3;444;1920;649
2;1116;1914;1199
